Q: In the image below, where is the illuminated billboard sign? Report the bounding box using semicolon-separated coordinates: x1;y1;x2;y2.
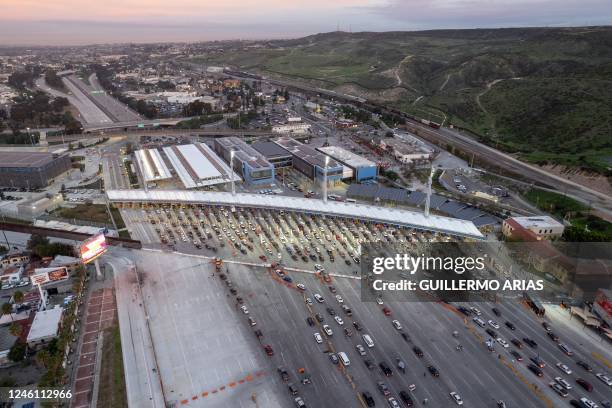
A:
30;272;50;286
80;233;108;264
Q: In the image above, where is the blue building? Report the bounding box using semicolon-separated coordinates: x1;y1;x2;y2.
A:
316;146;378;182
273;137;343;183
213;137;275;185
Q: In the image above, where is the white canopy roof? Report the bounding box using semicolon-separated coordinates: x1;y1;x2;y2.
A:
106;190;483;239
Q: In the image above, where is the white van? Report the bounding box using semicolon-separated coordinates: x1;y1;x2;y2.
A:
473;317;486;327
338;352;350;366
362;334;374;348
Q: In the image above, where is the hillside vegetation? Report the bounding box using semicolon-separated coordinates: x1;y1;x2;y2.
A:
191;27;612;174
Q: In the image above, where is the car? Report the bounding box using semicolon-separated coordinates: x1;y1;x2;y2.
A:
523;337;538;348
278;367;290;382
377;381;390;396
362;391;375;407
450;392;464;405
399;391;414;407
401;332;411;342
492;307;501;316
557;362;573;375
576;378;593;392
305;297;313;305
413;346;424;357
470;306;482;315
547;331;560;342
486;328;498;338
387;397;400;408
382;307;391;316
240;305;249;314
335;295;344;303
294;396;306;408
549;382;569;397
511;339;523;349
306;317;315;326
323;325;333;336
558;343;574;356
527;364;543;377
356;344;366;356
379;361;393;377
327;307;336;316
314;293;324;303
530;356;546;368
473;317;486;327
510;350;523;361
283;276;293;283
578;361;593;372
579;397;598;408
457;306;471;316
315;313;324;322
364;359;375;370
314;332;323;344
542;322;552;331
334;316;344;325
341;305;353;316
427;365;439;377
296;283;306;291
601;401;611;408
488;320;500;329
497;338;509;348
264;345;274;356
391;320;402;330
505;321;516;330
329;353;339;364
353;321;363;331
344;327;353;337
328;285;337;293
554;376;573;390
596;373;612;387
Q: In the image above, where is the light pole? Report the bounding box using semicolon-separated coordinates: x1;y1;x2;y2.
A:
230;150;236;196
26;127;33;146
323;156;329;204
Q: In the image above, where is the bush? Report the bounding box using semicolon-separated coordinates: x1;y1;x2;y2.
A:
8;341;26;362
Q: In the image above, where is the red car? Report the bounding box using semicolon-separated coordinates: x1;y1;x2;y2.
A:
264;345;274;356
382;307;392;316
576;378;593;392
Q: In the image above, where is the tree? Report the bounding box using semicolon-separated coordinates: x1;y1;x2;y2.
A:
27;233;49;250
13;290;24;306
9;322;21;338
8;341;25;362
35;349;50;368
1;303;13;321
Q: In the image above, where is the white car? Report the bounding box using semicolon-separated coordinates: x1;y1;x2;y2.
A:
334;316;344;325
314;294;324;303
392;320;402;330
355;344;366;356
314;332;323;344
580;397;598;408
335;295;344;303
240;306;249;314
596;373;612;386
323;324;333;336
470;307;482;316
488;320;500;329
305;298;313;305
554;377;572;390
556;362;572;375
296;283;306;291
496;338;509;348
450;391;464;405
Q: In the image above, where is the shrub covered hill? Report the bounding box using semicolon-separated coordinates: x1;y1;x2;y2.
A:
194;27;612;175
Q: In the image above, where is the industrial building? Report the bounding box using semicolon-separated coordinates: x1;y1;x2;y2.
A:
502;216;565;240
273;137;343;182
251;141;293;169
134;148;173;185
377;137;432;164
162;143;240;189
0;151;71;188
316;146;377;182
213;137;275;185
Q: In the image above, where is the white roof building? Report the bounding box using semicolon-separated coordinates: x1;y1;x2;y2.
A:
135;148;172;183
317;146;376;168
162;143;241;189
106;189;483;239
26;306;63;348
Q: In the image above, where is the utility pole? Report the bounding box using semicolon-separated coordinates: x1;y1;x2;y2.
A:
230;150;236;196
424;166;435;217
323;156;329;204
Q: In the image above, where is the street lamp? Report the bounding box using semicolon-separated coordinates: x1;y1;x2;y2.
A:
323;156;329;204
230;150;236;196
26;127;33;146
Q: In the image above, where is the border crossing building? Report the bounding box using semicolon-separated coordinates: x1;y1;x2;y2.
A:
316;146;377;182
213;137;275;185
272;137;343;183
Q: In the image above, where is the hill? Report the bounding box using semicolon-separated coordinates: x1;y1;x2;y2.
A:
190;27;612;175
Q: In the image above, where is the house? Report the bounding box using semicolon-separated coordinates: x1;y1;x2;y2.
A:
26;306;63;350
502;216;565;240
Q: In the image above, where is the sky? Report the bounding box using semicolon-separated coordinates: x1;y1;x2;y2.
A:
1;0;611;45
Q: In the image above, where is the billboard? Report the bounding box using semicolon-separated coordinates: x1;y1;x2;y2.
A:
31;267;69;286
30;272;50;286
80;233;108;264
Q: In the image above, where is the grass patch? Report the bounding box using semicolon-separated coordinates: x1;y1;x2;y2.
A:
97;324;127;408
51;204;126;229
523;189;586;218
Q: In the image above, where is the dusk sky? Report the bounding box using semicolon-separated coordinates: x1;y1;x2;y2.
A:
1;0;611;45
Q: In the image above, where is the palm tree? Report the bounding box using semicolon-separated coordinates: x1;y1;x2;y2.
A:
35;350;50;369
13;290;24;306
1;302;13;321
9;322;21;338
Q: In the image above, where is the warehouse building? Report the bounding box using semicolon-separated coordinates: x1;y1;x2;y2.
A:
251;141;293;169
162;143;240;189
134;148;172;185
316;145;377;182
273;137;343;182
213;137;275;185
0;151;71;188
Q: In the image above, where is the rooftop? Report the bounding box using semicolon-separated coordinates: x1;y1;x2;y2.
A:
215;137;273;170
317;145;376;168
274;137;341;169
135;148;172;183
251;141;293;158
0;151;64;168
26;306;63;343
106;189;484;239
510;216;564;229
